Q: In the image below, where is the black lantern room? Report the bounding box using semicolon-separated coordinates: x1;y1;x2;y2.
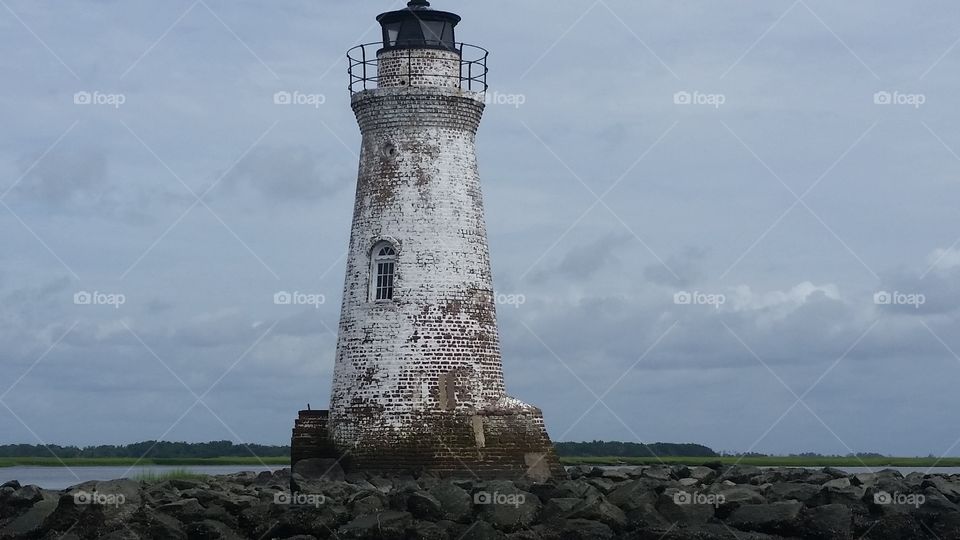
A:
377;0;461;52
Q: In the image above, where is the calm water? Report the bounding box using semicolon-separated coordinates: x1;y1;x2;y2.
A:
1;465;279;490
3;465;958;490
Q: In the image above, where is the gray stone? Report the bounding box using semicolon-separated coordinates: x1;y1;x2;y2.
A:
130;506;186;540
338;510;412;540
292;458;345;483
186;519;245;540
428;481;473;522
727;501;803;532
606;479;659;512
476;483;541;532
585;478;617;494
720;465;762;484
8;484;43;506
555;519;614;540
350;492;387;515
0;494;58;537
407;491;444;520
689;466;717;484
765;482;819;503
821;477;851;490
641;466;673;482
410;519;449;540
157;498;204;519
712;485;766;506
923;476;960;503
804;503;852;539
0;481;21;490
567;495;626;530
656;492;714;525
541;497;580;520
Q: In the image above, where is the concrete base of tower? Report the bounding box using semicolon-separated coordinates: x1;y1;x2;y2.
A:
291;403;567;481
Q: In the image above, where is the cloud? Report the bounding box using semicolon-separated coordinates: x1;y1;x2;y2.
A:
219;145;348;203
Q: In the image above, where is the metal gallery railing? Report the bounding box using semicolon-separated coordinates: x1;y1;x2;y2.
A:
347;42;489;94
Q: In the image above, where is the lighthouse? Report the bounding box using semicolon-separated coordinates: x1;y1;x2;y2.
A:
292;0;563;480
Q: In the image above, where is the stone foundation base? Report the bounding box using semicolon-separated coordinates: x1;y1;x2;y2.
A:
291;407;566;481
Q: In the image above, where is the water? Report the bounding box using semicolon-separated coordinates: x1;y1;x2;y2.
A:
3;465;958;490
0;465;280;490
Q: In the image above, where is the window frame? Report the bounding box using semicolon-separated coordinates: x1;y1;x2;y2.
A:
370;242;398;303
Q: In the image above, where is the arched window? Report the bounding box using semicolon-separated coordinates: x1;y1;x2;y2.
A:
371;243;397;302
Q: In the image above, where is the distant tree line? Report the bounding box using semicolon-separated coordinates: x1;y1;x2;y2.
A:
0;441;289;459
554;441;718;458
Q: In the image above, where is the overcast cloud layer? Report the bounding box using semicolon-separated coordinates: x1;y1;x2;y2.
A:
2;0;960;458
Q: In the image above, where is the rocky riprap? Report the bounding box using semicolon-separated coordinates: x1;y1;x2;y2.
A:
2;462;960;539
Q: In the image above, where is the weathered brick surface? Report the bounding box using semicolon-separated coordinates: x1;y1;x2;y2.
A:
304;45;563;480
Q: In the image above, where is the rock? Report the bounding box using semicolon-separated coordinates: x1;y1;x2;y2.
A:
476;482;541;532
852;473;879;488
8;485;43;506
541;497;580;520
821;467;848;479
822;477;851;490
65;479;142;527
678;478;698;487
0;481;21;490
407;491;444;520
606;479;659;512
656;491;714;525
924;476;960;503
292;459;345;486
338;510;412;539
460;519;505;540
567;495;626;530
804;503;852;540
720;465;762;484
585;478;617;494
157;498;204;520
552;519;614;540
600;469;630;481
184;519;245;540
127;506;186;540
641;466;673;482
410;519;449;540
727;501;803;533
624;502;672;530
764;482;819;503
711;485;766;506
428;481;472;522
0;492;58;538
689;466;717;484
350;492;387;515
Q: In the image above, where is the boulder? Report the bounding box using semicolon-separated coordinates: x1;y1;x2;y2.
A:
350;492;387;515
292;459;346;486
552;519;614;540
656;491;714;525
727;501;803;533
566;494;626;530
803;503;852;540
689;466;717;484
606;479;659;512
924;476;960;504
0;492;58;538
407;491;444;521
476;482;541;532
641;466;673;482
7;485;43;506
184;519;245;540
428;481;472;522
129;506;187;540
764;482;819;503
157;498;204;520
337;510;413;540
720;465;762;484
0;481;21;490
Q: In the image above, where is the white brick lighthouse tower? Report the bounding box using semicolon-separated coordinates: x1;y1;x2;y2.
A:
292;0;563;480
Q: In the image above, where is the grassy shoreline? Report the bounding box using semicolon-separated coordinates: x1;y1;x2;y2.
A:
1;456;959;469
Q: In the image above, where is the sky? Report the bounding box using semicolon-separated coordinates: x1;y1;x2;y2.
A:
1;0;960;458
